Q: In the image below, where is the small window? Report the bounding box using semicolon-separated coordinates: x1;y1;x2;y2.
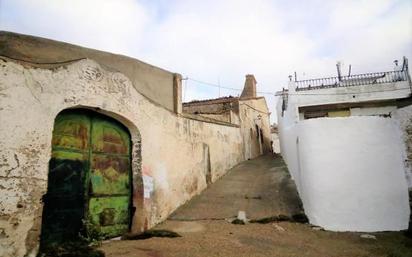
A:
304;111;328;120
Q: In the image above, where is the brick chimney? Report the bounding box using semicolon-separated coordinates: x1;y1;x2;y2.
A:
240;74;257;99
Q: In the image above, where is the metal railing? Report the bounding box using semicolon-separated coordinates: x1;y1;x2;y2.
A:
295;69;410;91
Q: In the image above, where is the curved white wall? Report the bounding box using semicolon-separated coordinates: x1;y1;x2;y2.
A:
297;117;410;232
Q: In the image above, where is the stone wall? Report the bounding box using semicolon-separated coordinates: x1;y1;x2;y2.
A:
182;96;239;116
0;58;245;257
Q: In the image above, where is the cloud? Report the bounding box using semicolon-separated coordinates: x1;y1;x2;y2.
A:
0;0;411;122
0;0;150;54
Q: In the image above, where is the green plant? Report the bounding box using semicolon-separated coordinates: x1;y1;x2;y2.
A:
79;217;104;246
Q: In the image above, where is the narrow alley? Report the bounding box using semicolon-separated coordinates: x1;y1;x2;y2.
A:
1;4;412;257
100;156;412;257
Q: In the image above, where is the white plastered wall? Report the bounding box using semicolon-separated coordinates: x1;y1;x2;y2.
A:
297;117;410;231
393;105;412;188
277;91;410;232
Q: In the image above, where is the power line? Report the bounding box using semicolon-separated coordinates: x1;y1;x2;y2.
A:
187;77;241;92
186;77;276;96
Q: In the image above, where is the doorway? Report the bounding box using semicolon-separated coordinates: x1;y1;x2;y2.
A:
40;109;132;245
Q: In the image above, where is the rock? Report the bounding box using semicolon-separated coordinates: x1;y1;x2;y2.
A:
360;234;376;240
273;224;285;232
237;211;247;221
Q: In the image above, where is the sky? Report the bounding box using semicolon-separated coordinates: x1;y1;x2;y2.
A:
1;0;411;123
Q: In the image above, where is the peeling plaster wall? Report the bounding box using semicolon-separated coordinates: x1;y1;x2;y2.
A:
0;31;176;112
0;59;244;257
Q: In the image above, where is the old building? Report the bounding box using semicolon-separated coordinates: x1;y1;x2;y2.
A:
183;74;272;160
277;58;412;232
0;31;271;257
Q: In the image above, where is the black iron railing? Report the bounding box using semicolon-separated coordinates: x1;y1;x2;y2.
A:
295;70;410;91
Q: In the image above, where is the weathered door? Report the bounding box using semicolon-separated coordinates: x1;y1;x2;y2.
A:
41;110;131;245
87;115;131;238
41;112;90;244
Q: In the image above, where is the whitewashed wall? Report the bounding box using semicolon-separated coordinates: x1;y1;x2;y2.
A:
271;132;280;154
393;105;412;188
297;117;410;232
292;81;411;108
277;90;411;232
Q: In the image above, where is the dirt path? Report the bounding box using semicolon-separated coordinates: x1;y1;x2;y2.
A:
169;154;302;221
101;220;411;257
100;155;412;257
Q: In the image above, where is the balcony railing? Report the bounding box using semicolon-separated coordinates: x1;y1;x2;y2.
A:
295;69;410;91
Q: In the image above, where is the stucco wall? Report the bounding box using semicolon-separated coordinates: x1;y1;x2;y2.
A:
0;31;176;112
271;132;280;154
239;98;271;160
277;92;411;232
0;58;244;257
297;117;410;232
393;105;412;188
290;80;411;108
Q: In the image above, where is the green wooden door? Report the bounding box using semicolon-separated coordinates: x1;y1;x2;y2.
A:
87;115;131;238
41;110;131;245
41;112;90;244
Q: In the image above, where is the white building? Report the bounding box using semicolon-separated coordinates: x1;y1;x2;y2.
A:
270;125;281;154
277;58;412;232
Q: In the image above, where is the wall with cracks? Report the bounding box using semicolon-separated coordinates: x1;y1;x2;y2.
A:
0;57;246;257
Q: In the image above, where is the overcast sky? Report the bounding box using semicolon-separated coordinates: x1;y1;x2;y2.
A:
1;0;411;123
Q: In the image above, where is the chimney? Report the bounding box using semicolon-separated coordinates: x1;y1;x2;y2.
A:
240;74;257;99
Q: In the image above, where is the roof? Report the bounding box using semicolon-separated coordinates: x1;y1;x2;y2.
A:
183;96;239;106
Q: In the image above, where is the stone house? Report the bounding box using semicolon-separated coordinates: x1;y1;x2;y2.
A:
183;74;272;160
0;31;271;257
276;58;412;232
